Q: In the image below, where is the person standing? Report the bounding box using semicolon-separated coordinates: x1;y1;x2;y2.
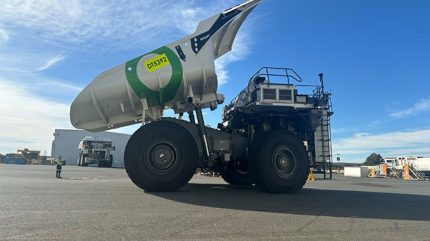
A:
55;156;64;179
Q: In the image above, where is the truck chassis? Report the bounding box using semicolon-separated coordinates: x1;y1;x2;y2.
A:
124;67;333;193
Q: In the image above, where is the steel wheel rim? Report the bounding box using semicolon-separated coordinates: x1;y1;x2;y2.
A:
148;143;176;171
272;146;296;178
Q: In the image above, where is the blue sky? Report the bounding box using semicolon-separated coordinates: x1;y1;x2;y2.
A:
0;0;429;163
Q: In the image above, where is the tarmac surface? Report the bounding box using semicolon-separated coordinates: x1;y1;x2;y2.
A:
1;164;430;241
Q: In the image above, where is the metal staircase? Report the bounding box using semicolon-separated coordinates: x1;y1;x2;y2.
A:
388;166;402;179
312;100;333;179
312;73;333;179
409;165;426;180
319;106;333;179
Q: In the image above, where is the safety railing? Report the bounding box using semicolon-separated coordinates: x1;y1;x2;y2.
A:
248;67;303;86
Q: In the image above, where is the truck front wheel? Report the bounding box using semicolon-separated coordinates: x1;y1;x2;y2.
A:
249;131;309;194
125;121;197;192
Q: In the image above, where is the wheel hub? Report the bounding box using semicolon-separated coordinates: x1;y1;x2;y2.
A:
149;144;176;170
273;147;296;177
277;158;289;169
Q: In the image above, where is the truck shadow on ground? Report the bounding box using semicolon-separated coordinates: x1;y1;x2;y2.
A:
152;183;430;221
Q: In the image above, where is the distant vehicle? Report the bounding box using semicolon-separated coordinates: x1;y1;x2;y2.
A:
4;153;26;165
382;156;430;176
381;157;396;167
77;137;115;167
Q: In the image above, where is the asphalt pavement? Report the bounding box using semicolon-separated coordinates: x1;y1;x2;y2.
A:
1;164;430;241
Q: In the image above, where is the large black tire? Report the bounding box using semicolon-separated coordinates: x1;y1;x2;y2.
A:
219;162;253;186
108;155;113;168
249;131;309;194
125;121;198;192
77;154;82;166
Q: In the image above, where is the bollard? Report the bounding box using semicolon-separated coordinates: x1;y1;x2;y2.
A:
307;168;316;181
381;163;387;177
403;164;410;180
369;168;375;177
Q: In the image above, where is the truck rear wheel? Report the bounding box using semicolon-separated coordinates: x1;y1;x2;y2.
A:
81;155;88;166
249;131;309;194
125;121;197;192
108;155;113;168
219;162;253;186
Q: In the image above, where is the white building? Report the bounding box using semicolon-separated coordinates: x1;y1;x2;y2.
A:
51;129;131;167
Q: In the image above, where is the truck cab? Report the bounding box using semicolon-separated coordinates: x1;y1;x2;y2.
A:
222;67;333;178
77;137;115;167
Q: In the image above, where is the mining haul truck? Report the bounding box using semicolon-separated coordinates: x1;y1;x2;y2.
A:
70;0;333;193
77;137;115;167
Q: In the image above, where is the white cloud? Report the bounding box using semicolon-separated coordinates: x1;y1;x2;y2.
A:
331;127;360;135
0;48;81;155
0;72;82;97
0;49;81;97
0;80;73;154
0;0;240;49
37;54;65;71
0;48;61;75
385;147;430;156
0;0;255;85
390;97;430;118
0;25;9;43
333;129;430;162
215;32;252;86
0;0;259;154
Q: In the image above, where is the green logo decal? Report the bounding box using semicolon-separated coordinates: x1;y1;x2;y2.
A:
125;46;182;106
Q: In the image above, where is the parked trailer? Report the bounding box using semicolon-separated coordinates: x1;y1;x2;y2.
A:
383;156;430;176
398;157;430;176
4;154;26;165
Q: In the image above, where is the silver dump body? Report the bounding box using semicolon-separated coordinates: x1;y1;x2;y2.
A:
70;0;261;132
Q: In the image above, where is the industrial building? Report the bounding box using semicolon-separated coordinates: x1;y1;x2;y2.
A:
51;129;131;167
